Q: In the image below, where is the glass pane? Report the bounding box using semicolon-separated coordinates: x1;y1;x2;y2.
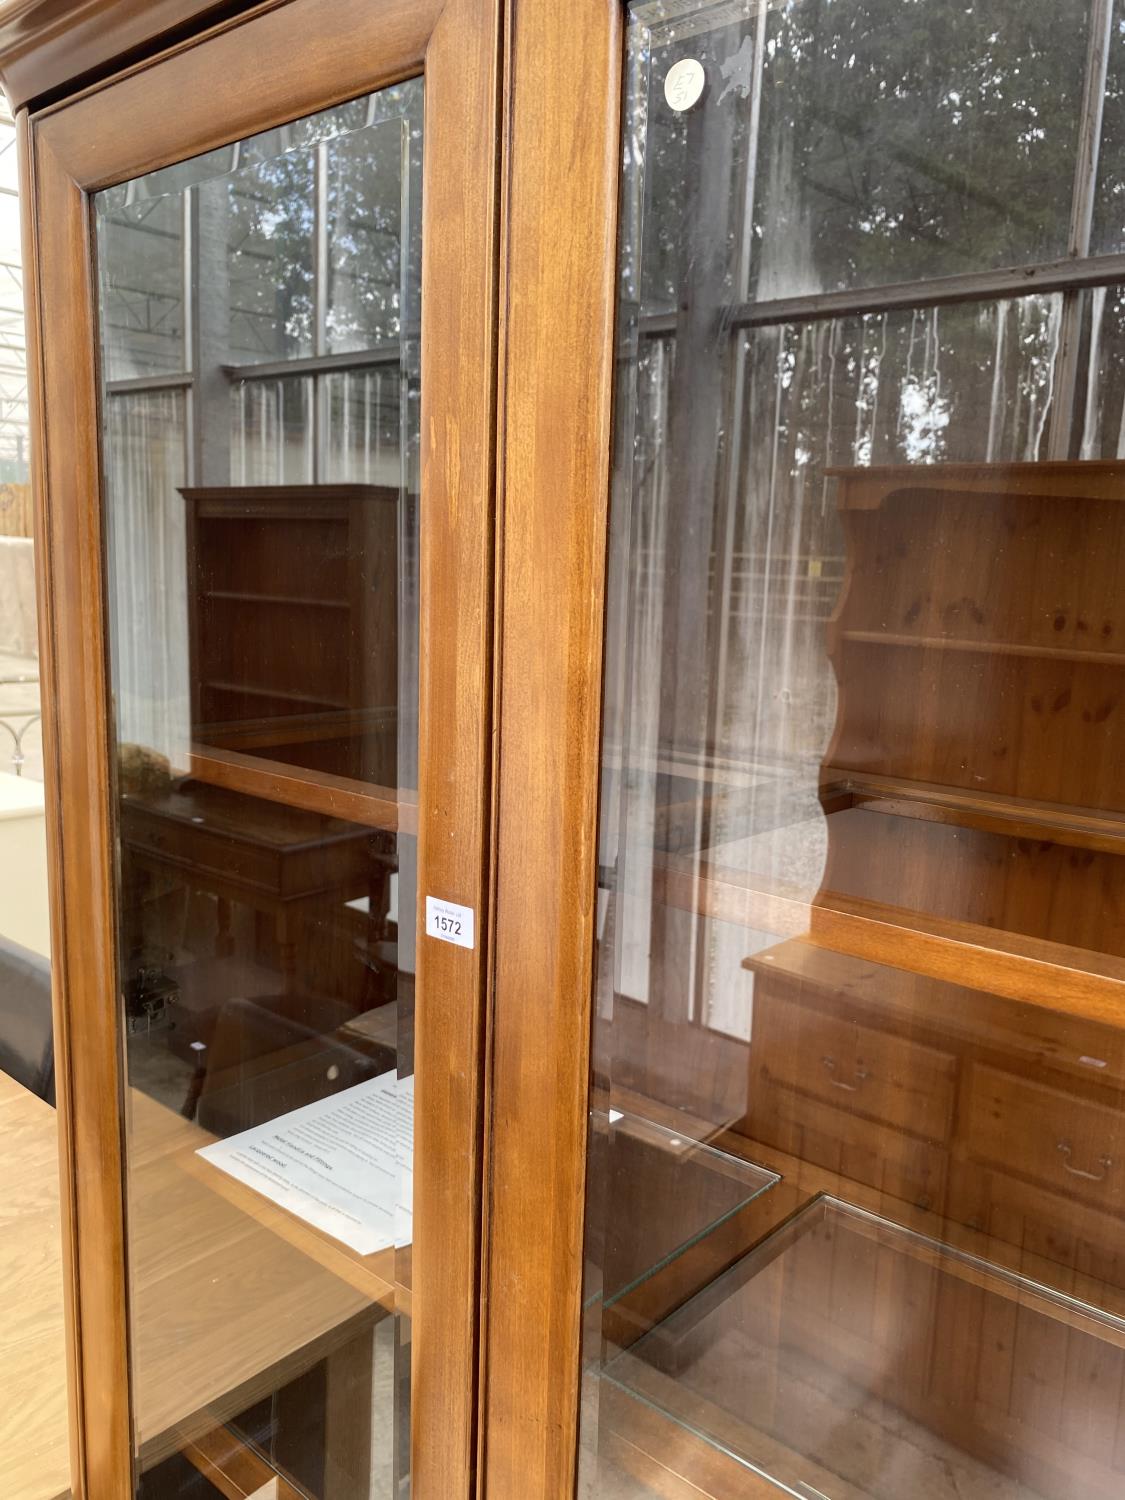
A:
1076;282;1125;455
230;375;315;484
99;193;186;380
1091;3;1125;255
327;115;410;353
608;1197;1125;1497
104;389;190;758
95;79;422;1499
224;149;316;364
582;4;1125;1498
321;368;407;485
585;1109;778;1323
635;0;1089;313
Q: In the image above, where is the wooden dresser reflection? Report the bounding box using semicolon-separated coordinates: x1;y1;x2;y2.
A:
182;484;400;788
118;776;397;1086
728;461;1125;1498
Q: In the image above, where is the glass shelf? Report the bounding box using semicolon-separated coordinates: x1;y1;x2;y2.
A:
603;1195;1125;1500
585;1108;779;1322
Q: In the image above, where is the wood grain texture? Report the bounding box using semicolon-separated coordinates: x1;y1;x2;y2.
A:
24;114;131;1500
607;1188;1125;1500
481;0;621;1490
0;1073;69;1500
182;484;400;794
411;0;501;1490
827;768;1125;856
782;459;1125;1488
21;0;501;1493
596;459;1125;1494
125;1090;387;1470
725;929;1125;1476
629;1080;1125;1327
0;0;257;110
0;1072;391;1498
601;1371;875;1500
186;746;414;835
810;894;1125;1021
34;0;439;192
597;1381;790;1500
16;104;81;1500
816;466;1125;1027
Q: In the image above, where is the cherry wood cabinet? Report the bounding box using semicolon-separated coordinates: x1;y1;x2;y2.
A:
3;1;508;1496
15;5;1125;1500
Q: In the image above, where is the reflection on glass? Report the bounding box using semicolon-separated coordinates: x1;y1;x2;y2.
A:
104;389;189;760
100;194;186;380
1079;282;1125;455
751;0;1088;299
224;149;315;363
231;374;315;485
327;117;409;353
1092;5;1125;255
583;3;1125;1498
635;0;1089;311
585;1110;778;1322
96;79;421;1500
608;1197;1125;1497
323;368;405;484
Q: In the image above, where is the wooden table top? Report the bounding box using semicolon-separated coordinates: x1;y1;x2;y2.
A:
0;1072;69;1500
0;1071;398;1500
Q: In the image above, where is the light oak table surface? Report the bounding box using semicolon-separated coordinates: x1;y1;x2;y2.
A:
0;1071;69;1500
0;1070;396;1500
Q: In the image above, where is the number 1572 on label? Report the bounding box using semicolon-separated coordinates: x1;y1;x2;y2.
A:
425;895;475;950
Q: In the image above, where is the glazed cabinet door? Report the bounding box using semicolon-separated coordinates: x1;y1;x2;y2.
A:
20;1;498;1496
487;0;1125;1497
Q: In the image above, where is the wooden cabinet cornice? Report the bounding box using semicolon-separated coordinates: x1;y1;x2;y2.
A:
0;0;262;110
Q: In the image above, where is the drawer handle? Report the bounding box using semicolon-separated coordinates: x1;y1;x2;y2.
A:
821;1055;870;1092
1057;1140;1113;1182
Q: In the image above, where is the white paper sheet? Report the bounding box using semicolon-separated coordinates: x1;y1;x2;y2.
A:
197;1070;414;1255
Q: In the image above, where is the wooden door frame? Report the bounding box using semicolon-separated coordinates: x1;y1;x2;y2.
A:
13;0;501;1493
481;0;623;1493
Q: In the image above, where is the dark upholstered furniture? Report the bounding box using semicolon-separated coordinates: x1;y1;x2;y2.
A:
0;934;53;1106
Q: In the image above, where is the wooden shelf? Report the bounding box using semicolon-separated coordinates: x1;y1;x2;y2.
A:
656;829;1125;1024
184;486;399;822
836;629;1125;670
197;705;394;754
742;933;1125;1085
809;892;1125;1026
828;459;1125;511
653;855;812;938
188;743;416;836
184;483;392;521
203;680;351;711
824;767;1125;855
203;589;350;611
